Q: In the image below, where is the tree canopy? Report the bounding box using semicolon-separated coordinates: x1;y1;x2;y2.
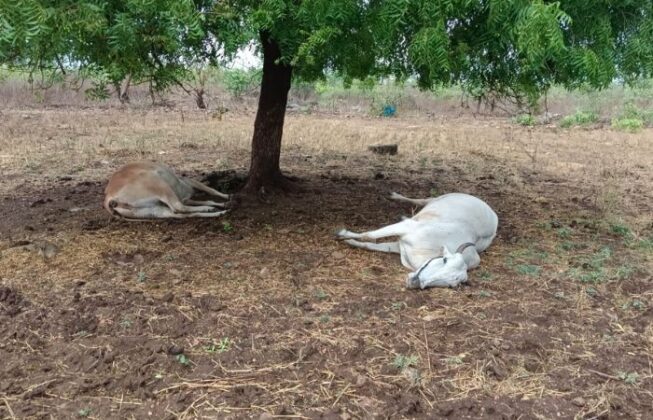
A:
4;1;652;99
374;0;653;106
2;0;653;191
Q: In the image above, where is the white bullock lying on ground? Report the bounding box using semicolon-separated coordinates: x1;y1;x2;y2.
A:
336;192;498;289
104;161;230;220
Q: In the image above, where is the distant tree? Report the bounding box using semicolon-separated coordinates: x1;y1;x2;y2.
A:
375;0;653;109
2;0;653;193
0;0;205;102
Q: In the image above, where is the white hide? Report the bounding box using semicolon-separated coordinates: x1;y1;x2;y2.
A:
336;192;498;289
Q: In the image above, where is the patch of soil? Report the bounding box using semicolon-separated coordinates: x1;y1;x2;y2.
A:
202;169;248;194
0;286;27;316
103;249;163;267
0;136;651;419
435;396;580;419
0;179;106;239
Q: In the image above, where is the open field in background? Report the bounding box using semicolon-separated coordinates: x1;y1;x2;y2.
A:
0;99;652;418
2;67;653;127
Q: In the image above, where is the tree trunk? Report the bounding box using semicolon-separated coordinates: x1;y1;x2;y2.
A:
116;74;131;104
242;31;293;193
194;88;206;109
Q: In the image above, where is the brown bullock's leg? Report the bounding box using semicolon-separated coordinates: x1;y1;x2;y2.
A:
184;199;227;208
184;178;230;200
112;204;228;219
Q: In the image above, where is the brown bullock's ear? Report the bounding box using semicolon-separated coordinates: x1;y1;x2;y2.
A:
456;242;476;253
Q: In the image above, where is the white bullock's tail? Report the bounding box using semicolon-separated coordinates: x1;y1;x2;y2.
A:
389;192;432;207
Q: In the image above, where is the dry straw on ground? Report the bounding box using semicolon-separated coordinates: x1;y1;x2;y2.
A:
0;107;652;419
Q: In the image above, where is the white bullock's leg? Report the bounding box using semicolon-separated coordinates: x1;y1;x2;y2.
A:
184;178;230;200
343;240;400;254
336;219;414;241
184;199;227;208
463;247;482;270
389;192;432;207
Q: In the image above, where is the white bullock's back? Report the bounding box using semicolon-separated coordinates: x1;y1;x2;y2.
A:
336;191;499;288
418;193;498;252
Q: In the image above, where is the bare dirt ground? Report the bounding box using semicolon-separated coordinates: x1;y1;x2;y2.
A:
1;107;652;419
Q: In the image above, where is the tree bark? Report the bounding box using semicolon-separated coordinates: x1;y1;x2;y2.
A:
116;74;131;104
242;31;293;193
194;88;206;109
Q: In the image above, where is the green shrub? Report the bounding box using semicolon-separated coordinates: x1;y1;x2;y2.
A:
622;101;653;122
611;117;644;132
358;76;377;91
559;110;599;128
84;80;111;101
514;114;536;126
610;102;651;132
222;68;261;98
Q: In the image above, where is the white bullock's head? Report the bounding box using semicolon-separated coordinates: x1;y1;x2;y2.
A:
405;243;475;289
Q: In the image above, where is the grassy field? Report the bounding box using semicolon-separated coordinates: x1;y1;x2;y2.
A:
0;99;652;418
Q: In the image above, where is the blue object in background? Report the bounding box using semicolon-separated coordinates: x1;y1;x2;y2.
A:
382;104;396;117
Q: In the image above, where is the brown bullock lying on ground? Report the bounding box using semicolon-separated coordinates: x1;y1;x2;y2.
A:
104;161;230;220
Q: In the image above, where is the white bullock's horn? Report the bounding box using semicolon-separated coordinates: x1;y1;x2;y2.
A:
456;242;476;253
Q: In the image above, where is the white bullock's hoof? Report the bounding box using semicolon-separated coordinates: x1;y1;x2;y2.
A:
335;228;348;239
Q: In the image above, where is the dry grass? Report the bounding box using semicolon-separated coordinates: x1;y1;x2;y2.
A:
0;106;652;418
2;109;650;195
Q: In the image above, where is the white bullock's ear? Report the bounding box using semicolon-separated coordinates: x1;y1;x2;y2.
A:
406;273;421;289
442;246;454;258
